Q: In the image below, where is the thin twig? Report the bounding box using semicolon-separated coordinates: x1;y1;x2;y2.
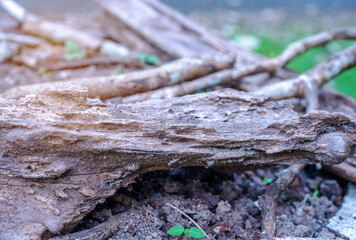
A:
166;203;211;240
48;214;121;240
256;43;356;111
0;52;234;100
259;164;306;238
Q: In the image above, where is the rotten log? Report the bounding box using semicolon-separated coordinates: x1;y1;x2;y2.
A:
0;52;235;99
0;85;354;239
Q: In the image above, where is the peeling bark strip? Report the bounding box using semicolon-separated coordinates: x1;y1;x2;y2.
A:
0;85;354;239
0;52;234;100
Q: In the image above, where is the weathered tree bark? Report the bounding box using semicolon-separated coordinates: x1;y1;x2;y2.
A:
0;85;354;239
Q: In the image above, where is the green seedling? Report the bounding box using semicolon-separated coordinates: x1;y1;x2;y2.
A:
263;177;274;185
279;193;287;200
167;225;205;239
310;180;319;205
64;40;87;60
136;53;161;65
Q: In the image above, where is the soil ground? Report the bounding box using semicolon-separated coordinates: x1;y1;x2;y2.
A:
73;166;347;239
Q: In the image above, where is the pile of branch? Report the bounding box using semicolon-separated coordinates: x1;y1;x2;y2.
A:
0;0;355;239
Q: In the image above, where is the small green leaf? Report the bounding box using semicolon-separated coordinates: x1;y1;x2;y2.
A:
64;40;80;51
64;40;87;60
279;193;286;200
136;53;161;65
188;227;205;238
167;225;184;236
263;177;274;185
37;67;49;75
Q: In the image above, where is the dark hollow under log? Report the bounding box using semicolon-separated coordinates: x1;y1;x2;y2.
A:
0;85;355;239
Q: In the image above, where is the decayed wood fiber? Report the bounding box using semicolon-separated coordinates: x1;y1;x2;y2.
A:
0;85;354;239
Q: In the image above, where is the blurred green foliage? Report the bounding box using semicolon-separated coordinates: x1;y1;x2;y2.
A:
225;18;356;99
64;40;87;60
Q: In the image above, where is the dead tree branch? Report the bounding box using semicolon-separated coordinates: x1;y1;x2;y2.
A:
48;214;121;240
118;28;356;103
0;52;235;100
256;43;356;111
39;55;143;71
0;85;354;239
259;165;306;238
0;0;129;56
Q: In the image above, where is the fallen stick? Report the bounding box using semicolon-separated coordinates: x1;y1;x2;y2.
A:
1;85;354;239
0;52;235;100
48;214;121;240
0;0;130;57
324;161;356;183
117;28;356;103
39;55;143;71
0;31;45;47
259;165;305;238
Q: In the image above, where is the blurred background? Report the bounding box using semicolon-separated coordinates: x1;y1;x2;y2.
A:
3;0;355;99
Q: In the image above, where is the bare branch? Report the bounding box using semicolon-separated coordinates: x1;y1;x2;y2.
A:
259;165;305;238
0;0;130;56
39;55;143;71
256;43;356;101
118;28;356;103
48;214;121;240
0;53;235;100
